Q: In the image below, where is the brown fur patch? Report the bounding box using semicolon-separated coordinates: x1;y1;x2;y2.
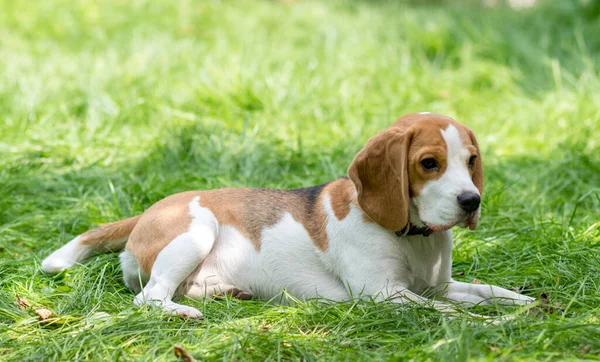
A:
127;191;200;274
294;185;330;253
325;178;355;221
127;180;358;274
197;186;330;251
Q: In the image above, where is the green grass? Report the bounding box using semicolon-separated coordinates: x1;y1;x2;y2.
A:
1;0;600;360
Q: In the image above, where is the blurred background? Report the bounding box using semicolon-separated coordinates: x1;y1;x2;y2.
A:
2;0;599;216
2;0;600;250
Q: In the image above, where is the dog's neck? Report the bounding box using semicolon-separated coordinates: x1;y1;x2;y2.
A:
395;223;432;237
398;200;432;236
343;178;432;237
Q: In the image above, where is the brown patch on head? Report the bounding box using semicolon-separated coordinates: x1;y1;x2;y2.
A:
348;113;482;231
403;117;451;197
405;115;483;196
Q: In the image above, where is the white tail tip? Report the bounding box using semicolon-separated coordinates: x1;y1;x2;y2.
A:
41;257;74;273
41;236;93;274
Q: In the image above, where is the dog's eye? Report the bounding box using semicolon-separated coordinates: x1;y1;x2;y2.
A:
468;155;477;169
421;158;439;171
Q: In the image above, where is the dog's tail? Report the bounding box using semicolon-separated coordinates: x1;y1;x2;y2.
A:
41;215;142;273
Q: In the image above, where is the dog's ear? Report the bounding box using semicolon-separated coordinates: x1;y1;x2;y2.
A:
466;127;484;195
348;127;412;231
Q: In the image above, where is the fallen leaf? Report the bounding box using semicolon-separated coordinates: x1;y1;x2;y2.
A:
453;271;465;277
15;295;32;310
472;279;482;284
35;308;54;321
260;324;272;332
578;344;592;354
174;345;197;362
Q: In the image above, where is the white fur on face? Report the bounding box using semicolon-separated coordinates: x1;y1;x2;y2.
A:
411;125;480;230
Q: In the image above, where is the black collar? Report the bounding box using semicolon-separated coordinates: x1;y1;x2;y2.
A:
395;223;433;237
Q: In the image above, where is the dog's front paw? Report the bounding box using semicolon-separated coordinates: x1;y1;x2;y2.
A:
134;293;203;318
511;295;536;305
165;303;203;318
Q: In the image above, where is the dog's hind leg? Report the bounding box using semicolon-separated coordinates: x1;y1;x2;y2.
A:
119;250;149;293
133;224;216;318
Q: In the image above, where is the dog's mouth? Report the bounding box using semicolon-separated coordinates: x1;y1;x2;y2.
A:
424;212;479;233
454;212;479;230
466;213;479;230
422;222;454;233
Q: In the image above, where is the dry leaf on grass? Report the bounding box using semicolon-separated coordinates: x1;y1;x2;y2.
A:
15;295;32;310
472;279;482;284
35;308;54;321
174;344;197;362
16;294;59;323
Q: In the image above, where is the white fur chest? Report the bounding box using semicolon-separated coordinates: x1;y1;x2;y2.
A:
322;203;454;298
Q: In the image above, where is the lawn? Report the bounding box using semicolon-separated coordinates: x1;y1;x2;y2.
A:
1;0;600;360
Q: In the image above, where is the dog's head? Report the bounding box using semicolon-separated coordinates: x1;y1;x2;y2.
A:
348;113;483;233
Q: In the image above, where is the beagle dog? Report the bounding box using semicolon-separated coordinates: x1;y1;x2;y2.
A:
42;113;534;318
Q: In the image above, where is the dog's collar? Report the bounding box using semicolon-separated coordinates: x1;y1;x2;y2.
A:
395;223;433;237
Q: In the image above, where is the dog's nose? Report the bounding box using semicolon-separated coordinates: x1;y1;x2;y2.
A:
457;192;480;213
